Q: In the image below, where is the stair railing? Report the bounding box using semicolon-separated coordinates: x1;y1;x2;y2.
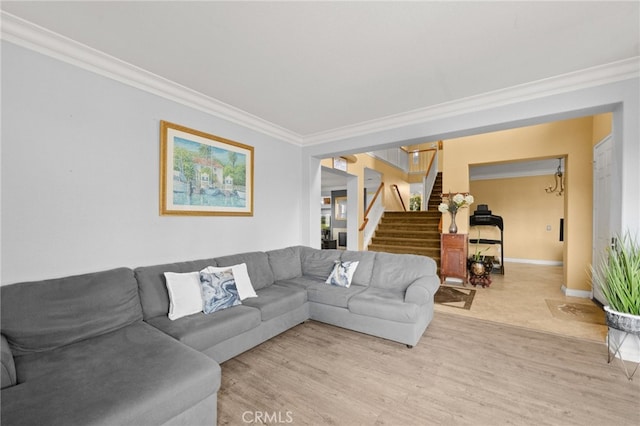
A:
360;182;385;231
423;148;438;211
390;184;407;211
360;182;386;248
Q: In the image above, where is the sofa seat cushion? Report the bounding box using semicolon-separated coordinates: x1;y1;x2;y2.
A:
348;288;420;323
276;275;326;289
241;284;307;321
2;322;219;426
307;283;367;308
147;305;261;352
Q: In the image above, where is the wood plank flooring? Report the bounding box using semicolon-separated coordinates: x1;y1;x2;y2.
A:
218;314;639;425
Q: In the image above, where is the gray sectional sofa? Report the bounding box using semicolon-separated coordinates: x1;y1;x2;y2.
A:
1;246;439;425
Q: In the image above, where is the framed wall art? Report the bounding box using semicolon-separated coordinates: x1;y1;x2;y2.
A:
160;120;254;216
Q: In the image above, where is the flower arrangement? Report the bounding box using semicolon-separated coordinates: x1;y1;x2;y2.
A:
438;193;474;214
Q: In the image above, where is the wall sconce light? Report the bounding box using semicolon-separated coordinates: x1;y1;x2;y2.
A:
545;158;564;196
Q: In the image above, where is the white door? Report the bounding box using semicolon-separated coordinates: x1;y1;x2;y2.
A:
593;135;613;304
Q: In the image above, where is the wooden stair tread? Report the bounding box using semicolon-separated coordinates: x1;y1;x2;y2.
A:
366;172;443;267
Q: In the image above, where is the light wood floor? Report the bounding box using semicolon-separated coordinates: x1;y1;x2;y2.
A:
437;262;608;342
218;314;639;425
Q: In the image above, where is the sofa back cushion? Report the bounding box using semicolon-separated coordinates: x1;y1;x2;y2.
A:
134;258;218;320
267;246;302;281
300;247;342;279
215;251;274;290
0;267;142;356
370;252;436;290
340;250;377;286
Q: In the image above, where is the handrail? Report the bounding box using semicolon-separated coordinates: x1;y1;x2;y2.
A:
390;184;407;212
422;148;438;210
424;149;437;178
359;182;385;231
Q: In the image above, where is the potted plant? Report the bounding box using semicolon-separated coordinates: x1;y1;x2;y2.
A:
468;228;493;287
591;231;640;378
409;193;422;211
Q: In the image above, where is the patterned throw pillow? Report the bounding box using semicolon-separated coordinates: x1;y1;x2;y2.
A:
200;269;242;314
200;263;258;300
325;260;360;288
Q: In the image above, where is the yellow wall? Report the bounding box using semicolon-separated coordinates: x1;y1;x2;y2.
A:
470;175;564;262
592;112;613;145
322;154;409;249
443;116;595;293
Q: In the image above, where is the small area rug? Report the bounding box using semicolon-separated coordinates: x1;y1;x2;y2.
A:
434;285;476;310
545;299;606;325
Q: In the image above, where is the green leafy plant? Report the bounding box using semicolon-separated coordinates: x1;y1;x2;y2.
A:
592;231;640;316
470;228;490;262
409;193;422;211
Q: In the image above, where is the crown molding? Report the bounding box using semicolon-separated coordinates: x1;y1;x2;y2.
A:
0;12;304;146
303;56;640;146
2;11;638;149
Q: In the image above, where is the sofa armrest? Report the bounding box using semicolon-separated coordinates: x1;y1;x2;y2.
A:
404;276;440;305
1;334;17;389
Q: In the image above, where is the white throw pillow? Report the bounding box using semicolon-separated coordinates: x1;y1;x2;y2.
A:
325;260;359;288
164;271;203;320
201;263;258;300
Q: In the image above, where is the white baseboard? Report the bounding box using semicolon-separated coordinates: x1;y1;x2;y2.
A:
561;285;593;299
504;258;563;266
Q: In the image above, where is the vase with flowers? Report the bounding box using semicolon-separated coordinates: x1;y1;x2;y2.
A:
438;192;474;234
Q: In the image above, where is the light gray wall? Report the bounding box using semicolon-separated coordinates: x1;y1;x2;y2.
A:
1;42;302;284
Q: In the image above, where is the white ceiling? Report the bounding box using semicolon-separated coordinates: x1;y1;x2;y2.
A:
2;1;639;139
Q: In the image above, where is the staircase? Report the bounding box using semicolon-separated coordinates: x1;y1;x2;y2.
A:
368;173;443;266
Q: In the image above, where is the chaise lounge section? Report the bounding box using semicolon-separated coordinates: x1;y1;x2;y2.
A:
0;267;220;426
1;246;439;425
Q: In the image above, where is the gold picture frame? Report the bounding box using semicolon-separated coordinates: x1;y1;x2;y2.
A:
160;120;254;216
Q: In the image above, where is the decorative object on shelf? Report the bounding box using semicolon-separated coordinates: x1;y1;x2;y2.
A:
467;258;493;288
545;158;565;196
409;193;422;211
468;228;492;287
160;120;254;216
438;192;474;234
591;231;640;380
333;157;348;171
468;228;492;286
